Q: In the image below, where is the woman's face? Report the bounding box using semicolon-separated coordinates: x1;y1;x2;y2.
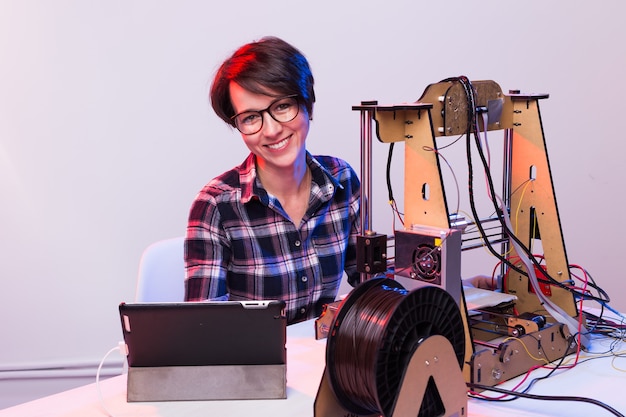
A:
229;82;310;172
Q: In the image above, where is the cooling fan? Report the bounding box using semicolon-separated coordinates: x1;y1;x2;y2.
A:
409;243;442;283
393;226;462;305
315;278;468;417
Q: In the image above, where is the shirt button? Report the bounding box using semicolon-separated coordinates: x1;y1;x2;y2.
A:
300;307;306;314
294;240;301;247
301;276;308;282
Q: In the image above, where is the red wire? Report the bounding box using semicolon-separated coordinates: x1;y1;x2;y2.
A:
471;258;591;401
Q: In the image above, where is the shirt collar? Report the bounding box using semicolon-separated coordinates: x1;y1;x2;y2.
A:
238;152;342;205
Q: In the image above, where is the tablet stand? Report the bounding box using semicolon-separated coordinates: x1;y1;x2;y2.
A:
127;363;286;402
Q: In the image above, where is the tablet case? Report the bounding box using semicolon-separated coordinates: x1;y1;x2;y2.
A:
118;300;287;401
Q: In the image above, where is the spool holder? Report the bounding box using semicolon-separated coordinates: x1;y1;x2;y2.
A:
315;335;467;417
315;279;467;417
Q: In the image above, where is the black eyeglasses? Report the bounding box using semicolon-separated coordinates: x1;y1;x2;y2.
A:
231;95;300;135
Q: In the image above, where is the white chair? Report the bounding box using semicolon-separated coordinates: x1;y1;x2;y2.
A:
135;236;186;302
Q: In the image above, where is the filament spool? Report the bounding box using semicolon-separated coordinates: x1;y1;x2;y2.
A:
326;278;466;417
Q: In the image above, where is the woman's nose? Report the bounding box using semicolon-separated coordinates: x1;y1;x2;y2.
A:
260;111;283;137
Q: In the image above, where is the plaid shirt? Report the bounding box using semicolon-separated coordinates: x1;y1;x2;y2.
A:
184;152;361;324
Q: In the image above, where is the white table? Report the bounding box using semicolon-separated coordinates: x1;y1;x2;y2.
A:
2;320;624;417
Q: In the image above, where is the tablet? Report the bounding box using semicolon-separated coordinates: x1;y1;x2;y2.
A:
119;300;287;368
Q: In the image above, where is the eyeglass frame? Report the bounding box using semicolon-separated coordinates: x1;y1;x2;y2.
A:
230;94;301;135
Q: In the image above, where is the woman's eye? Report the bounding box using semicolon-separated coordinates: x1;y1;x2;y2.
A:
274;102;293;113
240;113;261;125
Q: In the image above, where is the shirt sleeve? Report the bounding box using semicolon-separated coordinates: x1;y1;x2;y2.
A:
184;191;230;301
343;165;362;288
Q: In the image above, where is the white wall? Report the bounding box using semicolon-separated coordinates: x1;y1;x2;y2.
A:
1;0;625;407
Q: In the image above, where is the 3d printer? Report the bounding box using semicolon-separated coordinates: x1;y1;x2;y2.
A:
315;78;586;417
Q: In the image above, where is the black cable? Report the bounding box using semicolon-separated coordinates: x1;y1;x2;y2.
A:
386;142;395;202
519;334;573;394
473;123;610;304
444;76;611;307
468;383;625;417
573;268;613;309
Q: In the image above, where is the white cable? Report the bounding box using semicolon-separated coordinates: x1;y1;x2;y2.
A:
96;342;126;417
466;82;587;347
494;194;590;349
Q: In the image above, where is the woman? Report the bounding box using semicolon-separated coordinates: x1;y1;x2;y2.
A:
184;36;361;324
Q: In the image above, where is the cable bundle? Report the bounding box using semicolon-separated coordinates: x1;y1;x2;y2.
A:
326;278;465;417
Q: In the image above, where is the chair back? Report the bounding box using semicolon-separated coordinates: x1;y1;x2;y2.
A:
135;236;186;302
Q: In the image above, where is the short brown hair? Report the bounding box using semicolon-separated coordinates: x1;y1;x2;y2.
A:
210;36;315;126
